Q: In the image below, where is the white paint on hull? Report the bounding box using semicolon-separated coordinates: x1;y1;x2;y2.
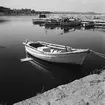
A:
25;46;88;65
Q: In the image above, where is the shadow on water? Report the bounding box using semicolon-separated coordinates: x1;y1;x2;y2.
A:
26;49;105;82
60;26;81;35
0;19;9;24
2;48;105;105
32;21;45;27
45;24;60;30
26;52;83;84
0;46;6;49
32;21;105;34
81;27;105;33
81;51;105;76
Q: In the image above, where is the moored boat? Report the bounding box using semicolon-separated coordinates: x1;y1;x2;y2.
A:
60;18;81;27
32;14;49;24
45;18;60;26
23;40;90;65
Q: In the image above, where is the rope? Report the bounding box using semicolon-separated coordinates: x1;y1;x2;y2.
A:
90;50;105;59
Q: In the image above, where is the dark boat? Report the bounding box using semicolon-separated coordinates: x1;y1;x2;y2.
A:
45;18;60;26
60;18;81;27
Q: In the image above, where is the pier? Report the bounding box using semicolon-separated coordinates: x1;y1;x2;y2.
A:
81;20;105;27
32;13;105;28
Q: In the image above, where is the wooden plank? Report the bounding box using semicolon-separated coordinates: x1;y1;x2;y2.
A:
37;41;65;48
20;57;33;62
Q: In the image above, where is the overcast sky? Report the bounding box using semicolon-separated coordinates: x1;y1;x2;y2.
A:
1;0;105;13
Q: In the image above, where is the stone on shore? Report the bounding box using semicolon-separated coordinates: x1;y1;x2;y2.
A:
14;70;105;105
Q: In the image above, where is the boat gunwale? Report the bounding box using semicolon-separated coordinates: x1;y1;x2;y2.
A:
23;41;89;55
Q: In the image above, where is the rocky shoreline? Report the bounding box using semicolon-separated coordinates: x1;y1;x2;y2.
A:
14;69;105;105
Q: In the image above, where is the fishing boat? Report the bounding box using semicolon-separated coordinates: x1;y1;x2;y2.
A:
45;18;60;26
32;14;49;24
23;40;90;65
60;18;81;27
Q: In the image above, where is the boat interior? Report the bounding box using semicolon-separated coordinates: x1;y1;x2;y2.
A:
29;42;76;53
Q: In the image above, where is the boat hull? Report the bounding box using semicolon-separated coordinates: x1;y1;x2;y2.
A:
25;45;88;65
32;18;47;24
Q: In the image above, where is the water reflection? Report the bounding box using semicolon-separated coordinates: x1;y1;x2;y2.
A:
25;53;54;79
25;52;83;83
32;21;105;34
0;19;9;24
81;27;105;33
45;24;60;30
32;21;45;27
60;26;81;35
91;27;105;33
1;16;105;104
0;45;6;49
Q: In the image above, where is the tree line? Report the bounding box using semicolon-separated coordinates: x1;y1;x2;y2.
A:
0;6;52;15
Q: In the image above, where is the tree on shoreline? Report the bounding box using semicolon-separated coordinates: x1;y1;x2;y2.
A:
0;6;51;15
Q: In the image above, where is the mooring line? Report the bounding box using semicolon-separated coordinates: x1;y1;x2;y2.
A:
90;50;105;59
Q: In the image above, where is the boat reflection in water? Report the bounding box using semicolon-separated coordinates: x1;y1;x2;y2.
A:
88;27;105;33
45;24;60;30
32;21;45;27
60;26;81;35
44;24;82;35
25;52;83;83
25;52;54;79
0;19;9;24
32;21;105;34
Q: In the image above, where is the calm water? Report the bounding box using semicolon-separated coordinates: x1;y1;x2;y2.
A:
0;16;105;104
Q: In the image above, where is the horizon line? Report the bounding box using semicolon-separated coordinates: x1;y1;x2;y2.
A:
0;5;105;14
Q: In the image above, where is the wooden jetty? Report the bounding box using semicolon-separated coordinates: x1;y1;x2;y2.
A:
81;19;105;28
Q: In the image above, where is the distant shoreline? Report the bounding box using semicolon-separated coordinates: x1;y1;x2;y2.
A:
0;6;52;16
0;6;104;16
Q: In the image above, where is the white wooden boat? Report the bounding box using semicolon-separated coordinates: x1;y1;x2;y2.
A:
23;40;90;65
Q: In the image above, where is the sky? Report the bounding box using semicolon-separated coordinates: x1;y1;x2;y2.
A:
1;0;105;13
